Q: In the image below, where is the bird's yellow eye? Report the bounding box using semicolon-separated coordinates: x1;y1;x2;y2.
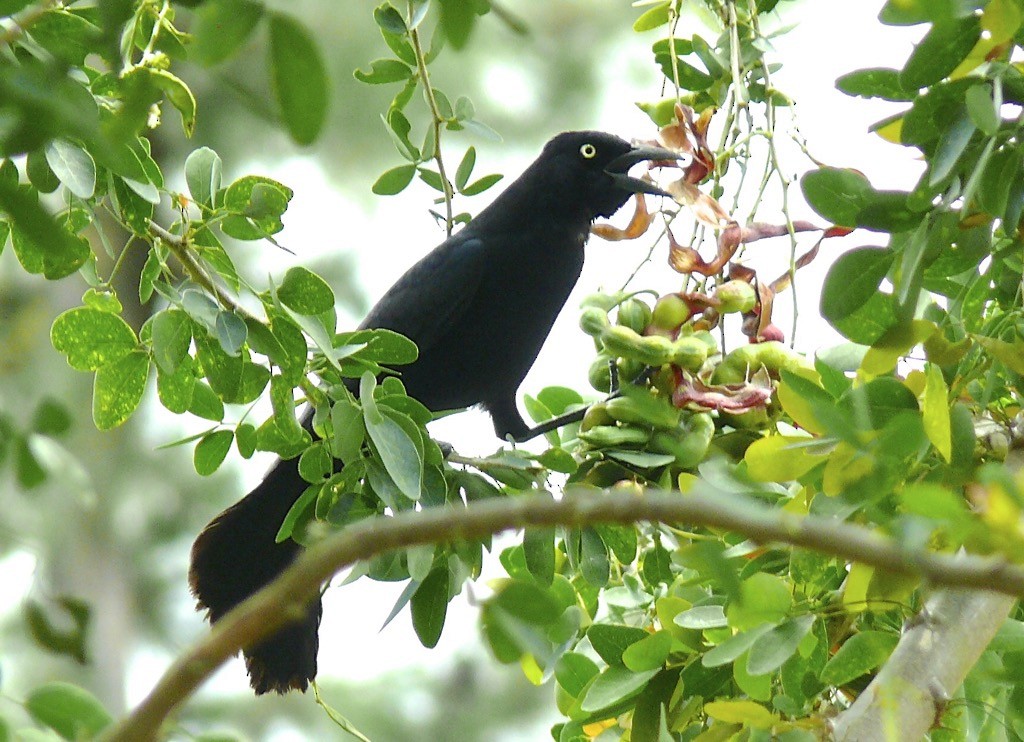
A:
580;143;597;159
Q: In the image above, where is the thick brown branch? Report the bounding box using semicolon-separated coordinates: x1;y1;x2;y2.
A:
104;488;1024;741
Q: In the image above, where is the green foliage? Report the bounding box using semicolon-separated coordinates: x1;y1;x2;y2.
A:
5;0;1024;739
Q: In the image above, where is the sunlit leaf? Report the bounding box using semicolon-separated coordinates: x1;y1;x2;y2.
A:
269;13;329;145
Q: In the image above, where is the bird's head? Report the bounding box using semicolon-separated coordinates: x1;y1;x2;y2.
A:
539;131;679;220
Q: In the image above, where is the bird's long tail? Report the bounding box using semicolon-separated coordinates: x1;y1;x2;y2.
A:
188;457;321;694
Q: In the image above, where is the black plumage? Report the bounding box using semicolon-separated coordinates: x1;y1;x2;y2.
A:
189;131;676;693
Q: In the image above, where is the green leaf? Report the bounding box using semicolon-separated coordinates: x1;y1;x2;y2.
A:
24;596;89;664
221;175;292;240
702;624;775;668
922;363;951;461
32;398;72;436
494;580;562;625
51;307;137;371
438;0;480;49
973;334;1024;375
800;168;873;227
195;332;242;402
157;354;196;414
82;288;122;314
929;111;975;186
298;441;332;483
744;435;825;483
42;140;95;199
331;396;366;465
236;422;257;458
821;247;894;335
269;374;304;443
187;380;224;422
622;631;672;672
747;615;815;675
835;68;915;102
25;682;112;740
726;573;792;631
215;310;248;357
15;436;45;488
832;292;898;346
372;164;417;195
899;482;969;520
93;349;149;430
147;69;197;137
151;309;191;374
523;526;555;585
185;147;223;209
704;699;776;728
277;266;336;315
633;1;671;32
373;3;407;34
965;83;999;135
580;665;659;713
334;328;419;365
276;483;318;542
555;652;600;697
819;631;898;686
455;146;476;191
899;15;981;89
587;624;650;666
362;373;423;500
411;566;449;648
460;173;503;196
191;0;264;66
0;180;90;279
194;429;234;475
581;527;609;586
269;13;329;145
354;58;414;85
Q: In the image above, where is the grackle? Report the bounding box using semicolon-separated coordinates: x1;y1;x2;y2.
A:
189;131;678;694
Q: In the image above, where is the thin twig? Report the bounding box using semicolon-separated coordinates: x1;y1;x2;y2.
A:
408;3;454;236
104;487;1024;742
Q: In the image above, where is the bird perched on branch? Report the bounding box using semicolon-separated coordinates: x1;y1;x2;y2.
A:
189;131;678;694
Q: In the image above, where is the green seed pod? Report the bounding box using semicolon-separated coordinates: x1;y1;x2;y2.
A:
580;402;614;431
712;341;815;383
605;393;680;429
714;280;756;314
616;298;653;334
588;353;615;392
579;424;651;447
671;336;709;372
580;307;611;338
617;357;646;384
649;412;715;468
651;294;692;331
602;325;677;366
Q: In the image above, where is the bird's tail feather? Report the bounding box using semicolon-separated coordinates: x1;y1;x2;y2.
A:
188;458;321;694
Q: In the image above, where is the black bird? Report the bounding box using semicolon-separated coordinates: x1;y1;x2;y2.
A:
189;131;677;694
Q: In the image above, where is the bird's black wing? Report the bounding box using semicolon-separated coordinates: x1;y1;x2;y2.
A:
357;234;488;355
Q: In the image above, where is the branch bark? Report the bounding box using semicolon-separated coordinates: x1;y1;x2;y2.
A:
103;487;1024;741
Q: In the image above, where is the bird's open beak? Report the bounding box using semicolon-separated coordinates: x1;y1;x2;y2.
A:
604;145;681;198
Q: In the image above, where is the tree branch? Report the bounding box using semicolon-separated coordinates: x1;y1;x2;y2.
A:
830;449;1024;740
831;588;1016;741
103;487;1024;741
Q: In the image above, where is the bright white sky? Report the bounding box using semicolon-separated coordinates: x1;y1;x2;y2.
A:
11;0;917;737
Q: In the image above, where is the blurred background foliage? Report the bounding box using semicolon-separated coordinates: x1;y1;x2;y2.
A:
0;1;653;738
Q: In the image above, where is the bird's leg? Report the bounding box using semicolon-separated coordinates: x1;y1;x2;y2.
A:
511;366;658;443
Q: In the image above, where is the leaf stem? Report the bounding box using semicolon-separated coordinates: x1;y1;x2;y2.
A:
408;3;454;236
